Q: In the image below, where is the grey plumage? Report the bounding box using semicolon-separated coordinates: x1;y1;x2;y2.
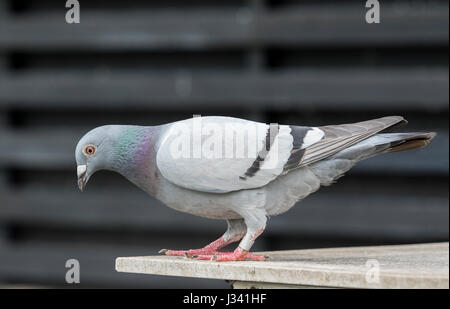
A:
75;116;435;261
241;123;279;179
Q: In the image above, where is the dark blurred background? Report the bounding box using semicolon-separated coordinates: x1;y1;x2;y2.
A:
0;0;448;288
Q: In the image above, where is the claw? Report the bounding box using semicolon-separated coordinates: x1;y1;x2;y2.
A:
158;249;168;254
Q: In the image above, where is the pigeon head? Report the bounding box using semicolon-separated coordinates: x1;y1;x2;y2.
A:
75;125;156;191
75;125;119;191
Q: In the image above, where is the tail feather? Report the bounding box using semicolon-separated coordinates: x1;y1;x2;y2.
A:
310;131;436;186
384;132;436;153
332;132;436;161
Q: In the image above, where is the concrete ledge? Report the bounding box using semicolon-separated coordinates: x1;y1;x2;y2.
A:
116;242;449;289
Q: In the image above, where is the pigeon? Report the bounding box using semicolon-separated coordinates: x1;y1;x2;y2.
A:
75;116;435;261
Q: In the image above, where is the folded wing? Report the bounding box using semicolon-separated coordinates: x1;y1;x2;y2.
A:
156;116;322;193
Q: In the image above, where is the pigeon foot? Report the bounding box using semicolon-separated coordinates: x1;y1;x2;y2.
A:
159;248;219;257
192;247;267;261
159;235;243;257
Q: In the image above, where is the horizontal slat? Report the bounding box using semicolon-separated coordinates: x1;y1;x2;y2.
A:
0;3;448;50
0;69;448;108
0;130;448;174
0;130;80;168
0;242;229;288
0;188;222;232
1;187;447;239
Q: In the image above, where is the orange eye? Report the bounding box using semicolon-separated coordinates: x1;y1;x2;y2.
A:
83;145;96;156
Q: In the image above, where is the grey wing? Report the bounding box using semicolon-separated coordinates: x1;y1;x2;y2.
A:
156;116;297;193
283;116;406;172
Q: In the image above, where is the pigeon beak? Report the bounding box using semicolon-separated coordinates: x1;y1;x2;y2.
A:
77;164;88;191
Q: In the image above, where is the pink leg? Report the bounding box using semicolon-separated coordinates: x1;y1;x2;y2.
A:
193;227;267;262
159;234;242;257
193;246;267;261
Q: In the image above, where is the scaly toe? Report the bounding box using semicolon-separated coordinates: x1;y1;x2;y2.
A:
191;251;265;262
191;254;219;260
